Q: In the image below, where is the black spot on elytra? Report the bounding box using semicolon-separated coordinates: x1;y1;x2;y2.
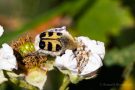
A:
48;32;53;37
48;42;52;51
57;32;62;36
39;41;45;49
56;44;62;51
40;32;46;38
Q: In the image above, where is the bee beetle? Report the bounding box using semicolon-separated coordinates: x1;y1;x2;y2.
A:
34;26;77;56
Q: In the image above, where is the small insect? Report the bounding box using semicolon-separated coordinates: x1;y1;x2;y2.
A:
34;26;77;56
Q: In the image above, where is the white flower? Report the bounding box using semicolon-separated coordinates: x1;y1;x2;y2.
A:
0;25;17;85
0;43;17;71
25;68;47;90
0;25;4;37
55;36;105;83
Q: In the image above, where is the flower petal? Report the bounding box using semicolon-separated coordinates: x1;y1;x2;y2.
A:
55;50;78;74
25;68;47;90
0;25;4;37
0;43;17;71
77;36;105;59
80;53;103;75
77;36;105;75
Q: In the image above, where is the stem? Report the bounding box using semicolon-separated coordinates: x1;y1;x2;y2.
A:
59;75;71;90
3;71;38;90
10;78;38;90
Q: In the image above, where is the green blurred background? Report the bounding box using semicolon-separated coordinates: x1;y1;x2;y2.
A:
0;0;135;90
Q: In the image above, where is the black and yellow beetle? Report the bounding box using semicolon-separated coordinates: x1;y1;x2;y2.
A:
39;31;63;52
34;26;77;56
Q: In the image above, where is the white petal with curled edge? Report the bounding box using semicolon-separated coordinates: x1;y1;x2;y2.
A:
80;53;103;76
55;50;78;74
0;43;17;71
0;25;4;37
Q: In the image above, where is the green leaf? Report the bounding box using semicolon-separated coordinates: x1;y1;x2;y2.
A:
67;0;92;17
77;0;133;43
104;43;135;66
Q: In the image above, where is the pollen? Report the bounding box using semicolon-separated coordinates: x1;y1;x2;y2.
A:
10;33;35;57
23;55;47;71
74;40;90;74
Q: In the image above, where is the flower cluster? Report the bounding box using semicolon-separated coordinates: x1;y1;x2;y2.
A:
0;25;105;90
